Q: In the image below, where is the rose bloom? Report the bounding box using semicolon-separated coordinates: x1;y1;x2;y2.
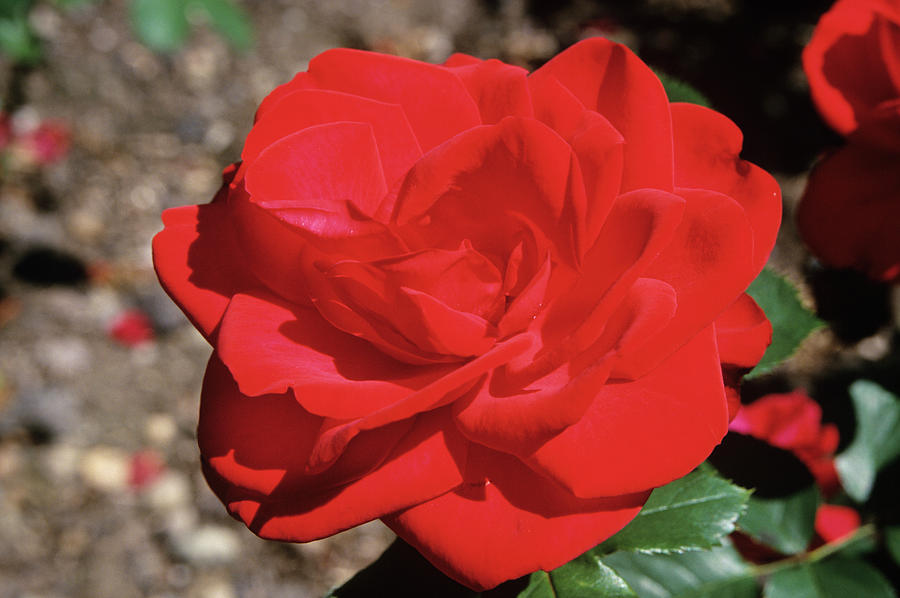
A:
798;0;900;282
153;38;780;589
729;391;839;496
728;391;859;560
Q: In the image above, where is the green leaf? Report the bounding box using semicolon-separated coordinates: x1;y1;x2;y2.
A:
886;526;900;567
738;485;820;555
130;0;189;52
602;542;757;598
598;470;750;554
521;557;637;598
746;268;823;378
764;556;897;598
192;0;253;50
655;70;712;107
0;0;41;63
835;381;900;502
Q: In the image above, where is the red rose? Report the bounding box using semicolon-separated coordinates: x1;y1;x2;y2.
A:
799;0;900;282
803;0;900;136
728;392;859;560
729;391;840;495
796;108;900;282
153;38;780;589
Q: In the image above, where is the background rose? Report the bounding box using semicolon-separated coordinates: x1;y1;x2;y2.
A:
726;391;860;561
799;0;900;282
153;37;780;589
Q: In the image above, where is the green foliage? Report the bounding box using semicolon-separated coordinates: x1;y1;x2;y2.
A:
522;558;637;598
602;543;757;598
746;268;823;378
655;70;712;108
130;0;253;53
130;0;190;52
193;0;253;50
764;556;897;598
737;485;820;555
885;526;900;567
597;470;750;554
0;0;41;63
835;380;900;502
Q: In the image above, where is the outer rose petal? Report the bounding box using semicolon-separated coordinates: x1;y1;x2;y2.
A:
670;103;782;276
533;37;674;192
242;89;423;188
526;325;728;498
614;188;755;378
729;391;840;494
246;122;388;219
306;48;482;151
216;292;453;419
814;504;861;544
199;355;468;541
796;111;900;282
715;293;772;369
443;58;535;123
714;293;772;421
151;169;260;340
383;448;647;591
803;0;900;134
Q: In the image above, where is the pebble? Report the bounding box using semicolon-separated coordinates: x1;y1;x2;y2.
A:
35;337;91;378
144;470;192;511
79;445;130;492
171;525;241;565
144;413;178;446
8;387;80;442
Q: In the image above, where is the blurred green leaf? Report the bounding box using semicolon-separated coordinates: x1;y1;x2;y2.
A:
130;0;189;52
602;543;757;598
0;0;41;63
655;70;711;108
835;381;900;502
764;556;897;598
598;470;750;555
192;0;253;50
886;526;900;567
54;0;98;7
521;558;637;598
746;268;823;378
738;485;819;555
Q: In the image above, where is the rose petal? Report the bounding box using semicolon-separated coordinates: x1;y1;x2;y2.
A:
444;58;534;123
715;293;772;369
152;167;260;341
615;188;755;378
306;48;482;151
246;122;388;218
454;277;677;456
803;0;900;134
670;103;782;276
199;356;467;541
528;72;625;244
383;447;647;591
796;112;900;282
216;292;453;419
539;188;685;353
814;505;861;544
391;116;587;269
526;325;728;497
306;333;533;471
243;89;423;188
199;355;411;496
534;37;673;192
